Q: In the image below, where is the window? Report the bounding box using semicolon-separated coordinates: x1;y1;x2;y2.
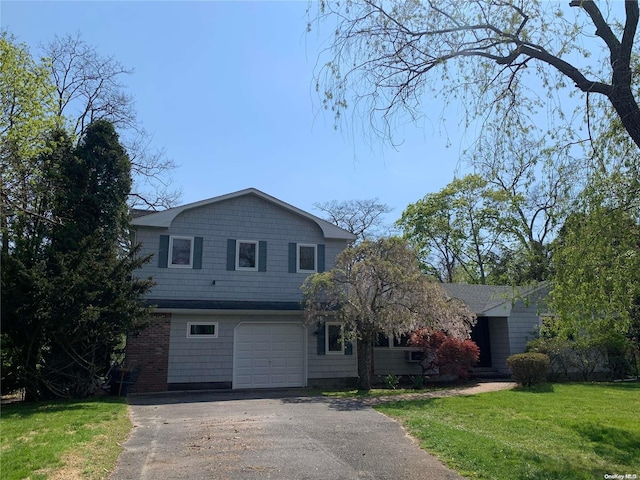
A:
289;243;325;274
169;236;193;268
393;334;410;348
375;332;410;348
298;244;317;272
326;322;344;354
159;235;202;269
187;322;218;338
236;240;258;270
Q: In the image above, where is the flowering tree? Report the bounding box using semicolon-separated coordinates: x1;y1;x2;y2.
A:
302;237;475;390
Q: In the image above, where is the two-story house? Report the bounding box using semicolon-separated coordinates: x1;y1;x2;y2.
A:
126;188;358;393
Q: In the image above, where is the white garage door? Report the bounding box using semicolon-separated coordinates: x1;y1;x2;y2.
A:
233;322;306;389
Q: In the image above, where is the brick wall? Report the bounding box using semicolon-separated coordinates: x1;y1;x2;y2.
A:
125;312;171;393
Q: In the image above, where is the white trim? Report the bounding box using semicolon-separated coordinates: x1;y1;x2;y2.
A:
325;322;344;355
186;321;218;338
235;239;259;271
297;243;317;273
168;236;194;268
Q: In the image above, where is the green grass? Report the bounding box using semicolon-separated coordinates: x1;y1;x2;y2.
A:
0;396;130;480
376;383;640;480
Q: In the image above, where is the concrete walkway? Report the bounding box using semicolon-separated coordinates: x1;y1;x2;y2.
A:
110;381;515;480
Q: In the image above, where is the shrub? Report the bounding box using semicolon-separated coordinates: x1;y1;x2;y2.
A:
409;374;424;389
507;353;550;387
527;336;576;381
436;338;480;380
409;329;480;380
383;373;400;390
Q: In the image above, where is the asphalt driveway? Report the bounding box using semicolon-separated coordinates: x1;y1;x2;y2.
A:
109;389;463;480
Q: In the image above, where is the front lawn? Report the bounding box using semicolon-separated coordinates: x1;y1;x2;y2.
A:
376;383;640;480
0;397;130;480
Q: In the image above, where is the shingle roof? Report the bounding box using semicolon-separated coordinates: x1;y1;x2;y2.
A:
130;187;357;241
441;284;515;315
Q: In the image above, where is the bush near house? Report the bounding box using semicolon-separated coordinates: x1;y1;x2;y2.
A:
527;330;639;381
409;329;480;380
507;352;550;386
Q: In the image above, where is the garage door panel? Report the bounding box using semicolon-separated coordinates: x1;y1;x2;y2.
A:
233;323;306;389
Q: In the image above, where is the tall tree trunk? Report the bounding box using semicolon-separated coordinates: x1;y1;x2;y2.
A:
609;86;640;151
357;332;373;390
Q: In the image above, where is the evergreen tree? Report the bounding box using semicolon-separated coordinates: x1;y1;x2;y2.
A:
40;120;152;398
1;121;153;399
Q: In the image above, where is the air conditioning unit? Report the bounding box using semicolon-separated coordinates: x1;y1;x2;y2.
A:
405;350;423;363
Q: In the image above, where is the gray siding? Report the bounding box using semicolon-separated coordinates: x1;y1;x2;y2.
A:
372;349;422;377
168;314;234;384
167;313;357;385
508;298;543;357
307;327;358;379
134;194;348;302
488;317;510;372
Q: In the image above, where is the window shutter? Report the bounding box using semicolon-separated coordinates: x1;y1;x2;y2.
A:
317;244;326;273
288;243;297;273
158;235;169;268
345;340;353;355
258;241;267;272
317;322;326;355
193;237;203;269
227;239;236;270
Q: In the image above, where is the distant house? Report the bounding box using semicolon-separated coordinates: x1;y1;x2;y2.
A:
372;283;549;377
126;188;358;393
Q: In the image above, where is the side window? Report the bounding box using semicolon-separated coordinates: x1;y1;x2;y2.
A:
326;322;344;354
170;236;193;268
236;240;258;271
187;322;218;338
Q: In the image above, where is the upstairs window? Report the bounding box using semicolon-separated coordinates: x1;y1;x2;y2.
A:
298;244;317;272
236;240;258;271
289;243;325;274
158;235;202;269
169;236;193;268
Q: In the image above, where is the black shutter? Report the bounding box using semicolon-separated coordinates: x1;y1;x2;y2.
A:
193;237;203;269
345;339;353;355
158;235;169;268
317;322;326;355
288;243;297;273
258;241;267;272
317;244;326;273
227;239;236;270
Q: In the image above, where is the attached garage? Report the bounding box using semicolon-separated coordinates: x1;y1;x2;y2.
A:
233;322;307;389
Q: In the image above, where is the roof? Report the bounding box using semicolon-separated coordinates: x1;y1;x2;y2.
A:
441;283;548;316
130;188;357;241
441;284;515;316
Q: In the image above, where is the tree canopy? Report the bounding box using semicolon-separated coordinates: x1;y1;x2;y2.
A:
302;237;475;389
314;198;392;242
311;0;640;151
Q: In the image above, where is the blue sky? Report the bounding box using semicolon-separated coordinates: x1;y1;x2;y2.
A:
2;1;471;226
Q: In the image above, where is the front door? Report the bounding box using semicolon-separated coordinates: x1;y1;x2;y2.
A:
470;316;492;368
